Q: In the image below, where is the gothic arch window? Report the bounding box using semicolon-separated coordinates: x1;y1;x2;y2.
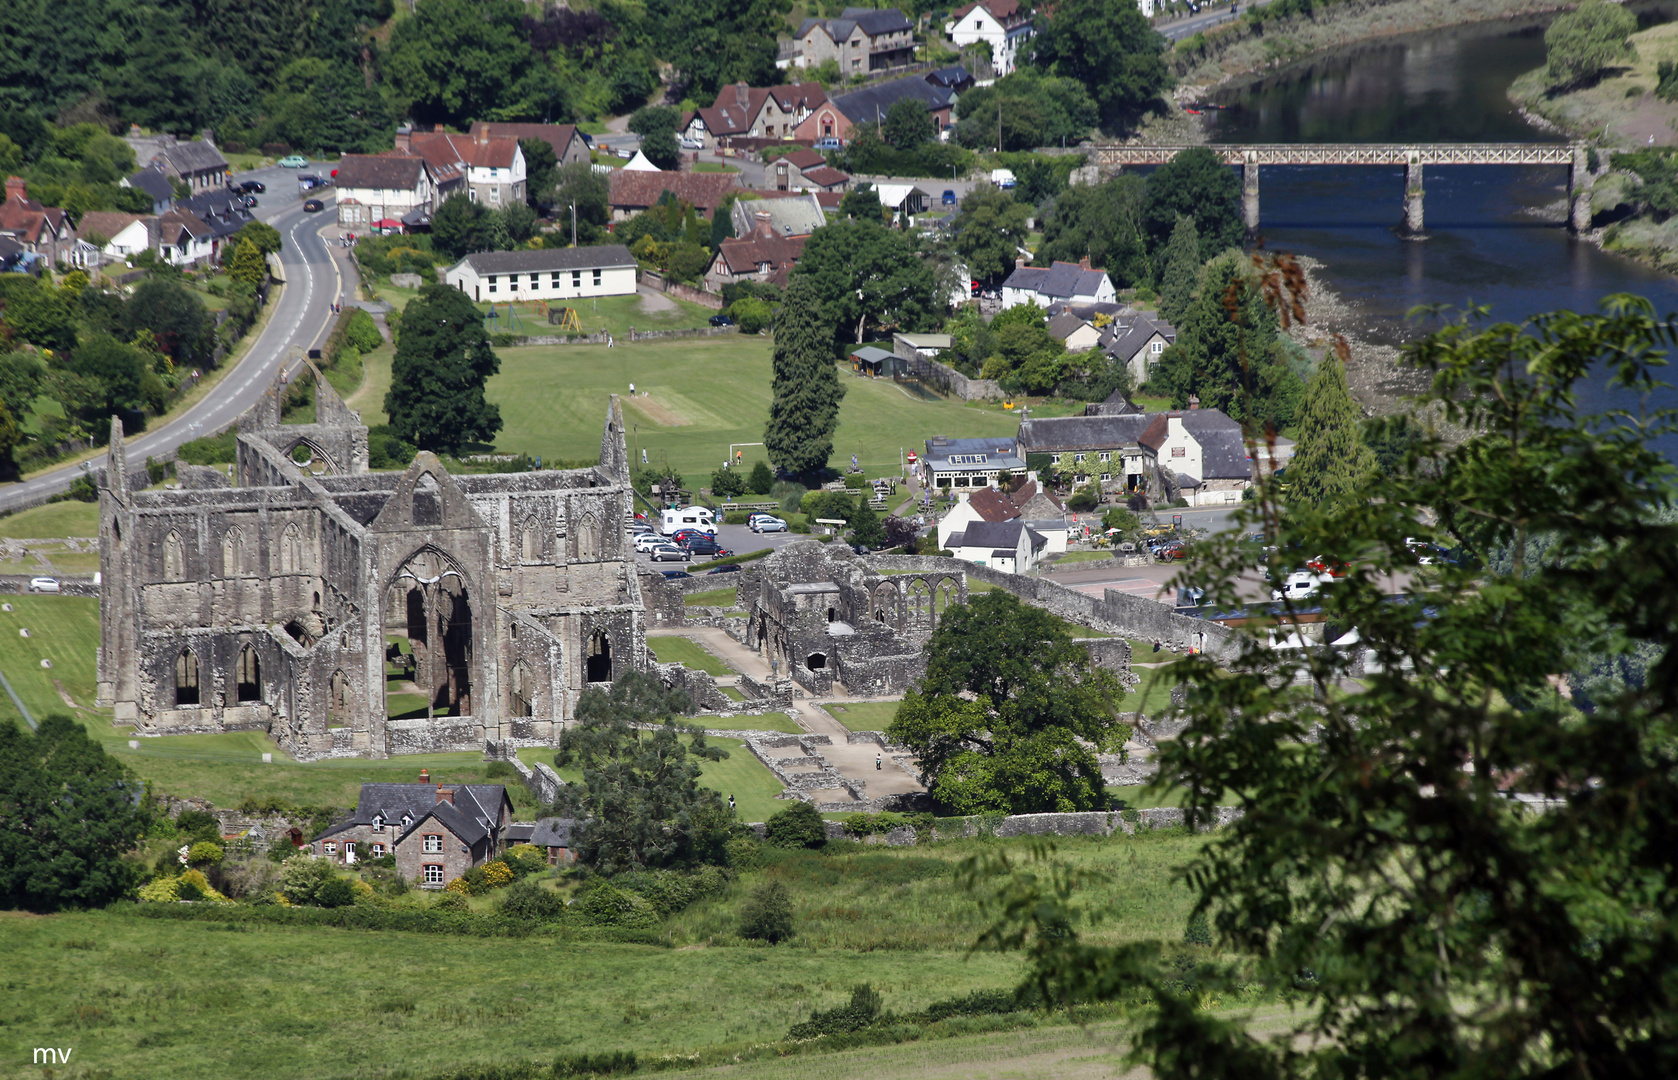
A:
872;582;897;624
327;670;350;724
279;522;304;574
935;577;959;615
907;578;933;628
223;527;246;576
111;518;122;551
585;629;612;683
509;661;533;717
576;512;600;560
162;530;185;581
174;649;200;706
521;517;542;562
235;644;261;703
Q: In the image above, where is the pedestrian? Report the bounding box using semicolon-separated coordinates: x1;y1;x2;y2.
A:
727;794;736;812
1153;639;1161;654
628;381;635;395
875;752;882;771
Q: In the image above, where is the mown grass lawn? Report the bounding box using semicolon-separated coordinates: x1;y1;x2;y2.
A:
820;701;901;733
709;713;801;735
698;736;787;824
0;499;101;538
683;586;740;607
646;635;735;677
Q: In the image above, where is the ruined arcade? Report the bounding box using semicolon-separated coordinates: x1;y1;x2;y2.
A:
96;370;646;760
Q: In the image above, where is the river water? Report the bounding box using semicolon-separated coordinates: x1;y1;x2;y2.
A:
1202;5;1678;453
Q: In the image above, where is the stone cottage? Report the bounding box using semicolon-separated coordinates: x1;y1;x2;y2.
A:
311;773;514;887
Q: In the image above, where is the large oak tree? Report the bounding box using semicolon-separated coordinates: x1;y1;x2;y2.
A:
383;284;503;455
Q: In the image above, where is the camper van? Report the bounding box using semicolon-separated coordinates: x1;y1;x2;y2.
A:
660;506;717;537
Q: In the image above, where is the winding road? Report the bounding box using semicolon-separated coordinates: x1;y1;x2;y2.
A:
0;164;350;512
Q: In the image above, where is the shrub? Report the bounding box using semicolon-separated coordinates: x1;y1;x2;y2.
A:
137;876;179;903
739;881;795;944
462;865;491;893
711;466;747;498
315;876;357;908
480;861;514;889
446;875;475;897
553;1051;638;1077
497;876;566;920
279;855;337;905
177;430;239;467
787;984;880;1037
577;881;659;928
503;844;549;877
187;841;224;866
764;802;827;849
433;890;470;911
483;759;518;779
748;460;775;495
1184;911;1213;946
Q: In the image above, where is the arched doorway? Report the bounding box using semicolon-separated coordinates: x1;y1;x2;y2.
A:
586;629;612;683
387;549;474;718
806;651;826;670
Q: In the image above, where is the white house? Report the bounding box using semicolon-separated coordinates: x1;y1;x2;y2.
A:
334;154;436;231
1000;258;1118;311
444;245;638;304
935;480;1067;554
156;208;215;267
405;131;528;209
1046;310;1102;353
1144;406;1253;506
74;211;153;262
945;519;1048;573
945;0;1035;76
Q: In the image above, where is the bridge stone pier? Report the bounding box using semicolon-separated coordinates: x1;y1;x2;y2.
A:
1092;143;1593;239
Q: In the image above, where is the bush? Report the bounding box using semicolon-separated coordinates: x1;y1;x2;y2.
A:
186;841;224;866
480;861;514;889
787;984;880;1037
739;881;795;944
432;890;470;912
1184;911;1212;946
711;466;746;498
576;880;659;928
503;844;549;877
748;460;775;495
279;855;337;905
497;876;566;920
315;877;357;908
764;802;827;849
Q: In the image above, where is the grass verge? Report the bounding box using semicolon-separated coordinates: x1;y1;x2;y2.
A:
646;635;736;677
820;701;900;733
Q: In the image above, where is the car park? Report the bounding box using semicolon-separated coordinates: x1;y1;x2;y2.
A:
649;544;690;562
668;528;714;546
661;570;692;580
750;515;788;533
660;506;716;536
278;155;308;168
303;198;324;212
681;536;731;558
28;576;60;593
634;533;667;553
1271;570;1331;601
707;564;742;575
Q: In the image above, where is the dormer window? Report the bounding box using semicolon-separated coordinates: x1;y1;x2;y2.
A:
401;814;413;830
372;816;385;833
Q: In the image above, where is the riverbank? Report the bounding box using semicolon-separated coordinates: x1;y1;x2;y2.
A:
1282;256;1425;420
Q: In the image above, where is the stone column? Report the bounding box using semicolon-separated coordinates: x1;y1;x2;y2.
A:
1401;154;1425;238
1242;154;1260;236
1569;145;1594;233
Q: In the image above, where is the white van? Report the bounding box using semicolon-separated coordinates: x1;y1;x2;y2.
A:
660;506;717;536
1271;570;1331;602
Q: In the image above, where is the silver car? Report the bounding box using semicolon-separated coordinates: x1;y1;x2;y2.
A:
28;576;60;593
750;515;789;533
649;544;690;562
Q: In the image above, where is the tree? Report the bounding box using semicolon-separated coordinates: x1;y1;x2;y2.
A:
1037;175;1152;288
122;280;211;368
1144;146;1243;258
641;0;791;98
1;277;76;353
790;219;939;343
710;465;746;497
0;714;146;911
519;137;559;209
386;0;567;129
1156;214;1201;324
383;284;503;455
498;202;538;243
886;591;1127;813
629;105;683;169
551;161;611;244
763;276;843;477
1545;0;1637;88
553;671;733;874
738;882;795;943
1034;0;1171;132
1150;252;1303;429
432;194;496;260
0;352;45;420
849;497;887;549
883;99;935;149
980;296;1678;1080
227;238;267;287
70;334;154;416
839;183;885;224
952;68;1099;152
763;801;826;848
954;187;1032;283
1286;348;1374;510
748;460;775;495
233;220;282;258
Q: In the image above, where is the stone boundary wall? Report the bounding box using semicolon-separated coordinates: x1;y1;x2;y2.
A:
638;270;725;310
864;554;1235;657
489;742;567;805
0;575;99;596
891;343;1004;401
742;807;1245;841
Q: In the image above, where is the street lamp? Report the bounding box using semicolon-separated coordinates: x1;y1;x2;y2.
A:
569;202;577;247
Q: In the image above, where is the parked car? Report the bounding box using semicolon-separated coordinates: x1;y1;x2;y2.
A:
233;180;266;194
815;136;843;151
1306;554;1351;577
1156;540;1189;562
278;155;308;168
707;564;742;575
302;198;324;212
28;576;60;593
709;314;734;327
668;528;713;546
942;189;957;205
634;533;667;553
682;536;731;558
750;515;789;533
298;174;324;190
679;136;705;150
1271;570;1331;602
661;570;692;580
649;544;690;562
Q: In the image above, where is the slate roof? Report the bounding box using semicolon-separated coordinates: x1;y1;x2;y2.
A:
180;191;254;238
926;65;977;89
923;435;1024;472
1100;314;1176;359
951;519;1042;551
609;169;740;214
1176;409;1251;479
156;208;212;245
123;167;175;205
768;82;830;113
529;818;578;848
781;149;827;170
842;6;914;35
0;234;24;267
1046;310;1092;342
832;76;957;125
336;153;429;191
1003;260;1109;300
801;166;851;188
159;138;229;176
965;487;1019;522
455;244;636;276
733;194;826;237
314;782;511;846
1017;413;1155;453
468;122;585;160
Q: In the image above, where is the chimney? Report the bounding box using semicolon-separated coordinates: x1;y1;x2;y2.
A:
4;176;24;203
200;128;215;145
1016;255;1026;268
436;785;454;805
735;82;750;108
418;767;430;784
395;124;413;153
753;210;774;239
1188;395;1200;410
1078;254;1091;270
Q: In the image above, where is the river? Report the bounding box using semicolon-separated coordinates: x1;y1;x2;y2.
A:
1202;5;1678;454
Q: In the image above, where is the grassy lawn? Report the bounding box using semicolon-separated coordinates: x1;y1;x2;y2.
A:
0;499;101;538
821;700;901;732
693;162;740;173
646;635;736;677
699;735;786;823
719;685;745;702
1052;550;1117;566
683;586;740;607
471;291;715;341
0;596;102;725
345;339;394;421
710;712;801;735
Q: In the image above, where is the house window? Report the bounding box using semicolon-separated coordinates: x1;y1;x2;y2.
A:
551;272;561;287
489;186;501;205
372;843;385;857
572;270;581;288
592;268;601;286
423;865;444;885
422;834;443;853
1151;341;1164;354
1172;446;1187;457
1101;473;1112;482
1073;453;1086;463
487;275;497;294
371;816;384;833
324;842;337;854
1099;452;1111;462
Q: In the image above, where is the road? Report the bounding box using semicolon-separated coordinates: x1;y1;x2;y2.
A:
1155;0;1272;42
0;161;347;511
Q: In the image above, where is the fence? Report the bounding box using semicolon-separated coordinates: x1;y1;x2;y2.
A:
890;341;1004;401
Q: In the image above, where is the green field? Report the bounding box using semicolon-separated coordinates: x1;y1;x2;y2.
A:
0;499;100;538
821;700;901;732
710;712;802;735
647;635;736;677
684;586;740;607
700;736;787;823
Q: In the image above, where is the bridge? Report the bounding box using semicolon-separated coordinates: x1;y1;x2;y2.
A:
1088;143;1592;237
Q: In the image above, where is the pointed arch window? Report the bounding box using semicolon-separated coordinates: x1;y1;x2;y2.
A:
509;661;533;717
174;649;200;706
279;523;304;574
236;644;261;703
223;527;246;577
163;530;185;581
520;517;542;562
576;512;600;560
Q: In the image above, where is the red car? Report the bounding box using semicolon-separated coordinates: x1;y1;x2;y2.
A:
1307;555;1351;577
1156;540;1189;562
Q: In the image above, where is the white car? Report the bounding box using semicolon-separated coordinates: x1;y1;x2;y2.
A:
750;516;789;533
634;533;668;553
648;544;690;562
678;136;705;150
28;576;60;593
1271;570;1331;602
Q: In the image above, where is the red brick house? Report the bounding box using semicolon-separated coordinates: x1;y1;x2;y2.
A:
704;212;808;292
0;177;74;267
312;775;513;888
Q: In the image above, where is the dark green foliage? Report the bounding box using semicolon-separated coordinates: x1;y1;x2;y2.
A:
882;100;935;149
747;460;775;495
1285;354;1372;510
1658;60;1678;103
60;475;99;503
787;984;880;1037
983;297;1678;1080
887;591;1128;814
1156;214;1201;324
1363;413;1424;477
386;0;567;130
839;184;885;224
763;801;826;849
1149;253;1303;430
954;187;1032;283
952;69;1099;152
836;126;973;179
123;279;212;368
553;671;732;874
1;276;76;353
1183;911;1212;946
553;1051;639;1077
314;877;357;908
639;0;789;99
497;877;566;920
1034;0;1172;132
763;276;843;477
498;202;538;244
1143;147;1243;259
849;498;887;549
71;334;162;416
550;161;612;244
383;284;503;455
518;138;558;209
710;466;746;497
432;194;496;261
0;714;146;911
725;296;773;334
366;425;418;470
1545;0;1637;88
0;352;46;420
1036;175;1152;288
738;881;796;944
791;219;939;343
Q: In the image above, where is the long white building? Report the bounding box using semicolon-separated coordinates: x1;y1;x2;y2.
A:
443;246;639;304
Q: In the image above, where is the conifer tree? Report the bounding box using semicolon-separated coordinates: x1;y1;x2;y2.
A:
1157;214;1200;325
227;238;268;287
848;496;886;549
764;276;843;477
1286;350;1374;509
384;284;503;456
